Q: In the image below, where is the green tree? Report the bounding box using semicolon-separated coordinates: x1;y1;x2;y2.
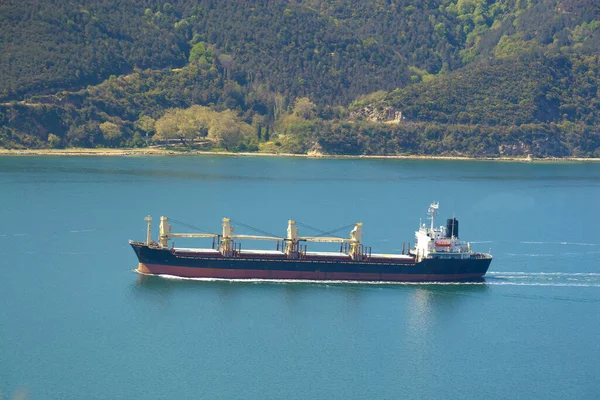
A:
188;42;215;65
218;54;234;79
154;111;179;144
135;115;156;142
47;133;61;148
130;132;146;147
154;106;214;146
66;125;88;147
99;121;122;146
293;97;317;119
208;109;252;150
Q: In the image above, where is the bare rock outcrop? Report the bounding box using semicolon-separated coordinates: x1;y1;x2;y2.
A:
349;105;404;124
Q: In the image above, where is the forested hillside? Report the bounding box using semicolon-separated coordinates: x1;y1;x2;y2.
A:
1;0;599;156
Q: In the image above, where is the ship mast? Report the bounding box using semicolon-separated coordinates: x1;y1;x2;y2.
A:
145;215;152;245
428;202;439;231
158;217;220;248
286;219;299;258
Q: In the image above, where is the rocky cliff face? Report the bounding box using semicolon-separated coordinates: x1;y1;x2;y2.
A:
349;106;404;124
307;142;325;157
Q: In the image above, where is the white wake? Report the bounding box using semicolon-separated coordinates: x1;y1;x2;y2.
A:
135;270;600;287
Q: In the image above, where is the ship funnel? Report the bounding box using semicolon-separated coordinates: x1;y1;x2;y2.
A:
446;218;459;238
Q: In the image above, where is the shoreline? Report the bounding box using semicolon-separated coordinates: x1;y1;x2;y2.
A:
0;147;598;162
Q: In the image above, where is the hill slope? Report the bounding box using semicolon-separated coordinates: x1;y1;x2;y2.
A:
1;0;599;156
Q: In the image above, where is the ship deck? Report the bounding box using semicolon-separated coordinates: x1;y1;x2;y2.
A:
170;247;415;262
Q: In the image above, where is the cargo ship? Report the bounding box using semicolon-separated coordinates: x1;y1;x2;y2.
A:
130;203;492;282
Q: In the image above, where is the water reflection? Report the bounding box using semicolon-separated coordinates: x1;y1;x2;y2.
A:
409;284;490;325
405;283;491;315
403;283;491;366
407;288;434;346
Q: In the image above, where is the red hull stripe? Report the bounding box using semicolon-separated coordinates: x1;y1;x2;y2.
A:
138;263;484;282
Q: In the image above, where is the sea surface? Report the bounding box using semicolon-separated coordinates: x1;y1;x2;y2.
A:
0;156;599;399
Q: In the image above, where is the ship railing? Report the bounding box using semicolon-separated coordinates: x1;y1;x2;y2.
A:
288;244;308;260
232;242;242;257
338;243;372;260
363;245;372;260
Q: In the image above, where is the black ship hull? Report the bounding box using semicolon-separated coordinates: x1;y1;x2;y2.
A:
131;243;492;282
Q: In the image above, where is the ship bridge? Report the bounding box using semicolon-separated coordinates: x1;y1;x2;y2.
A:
413;203;471;261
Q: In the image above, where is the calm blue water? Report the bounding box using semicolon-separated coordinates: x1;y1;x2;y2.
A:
1;156;599;399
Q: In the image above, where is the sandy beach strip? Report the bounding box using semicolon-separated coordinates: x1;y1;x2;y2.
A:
0;147;598;162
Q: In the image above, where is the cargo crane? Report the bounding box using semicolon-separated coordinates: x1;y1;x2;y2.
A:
150;216;366;260
285;220;367;260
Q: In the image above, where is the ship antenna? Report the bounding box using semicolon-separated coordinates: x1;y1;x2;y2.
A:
428;202;439;231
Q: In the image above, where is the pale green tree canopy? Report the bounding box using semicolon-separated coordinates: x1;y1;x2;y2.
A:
153;105;251;148
189;41;215;65
293;97;317;119
135;115;156;135
208;109;252;150
99;121;122;141
47;133;61;148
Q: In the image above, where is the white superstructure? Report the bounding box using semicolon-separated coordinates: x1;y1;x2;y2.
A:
412;203;471;261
